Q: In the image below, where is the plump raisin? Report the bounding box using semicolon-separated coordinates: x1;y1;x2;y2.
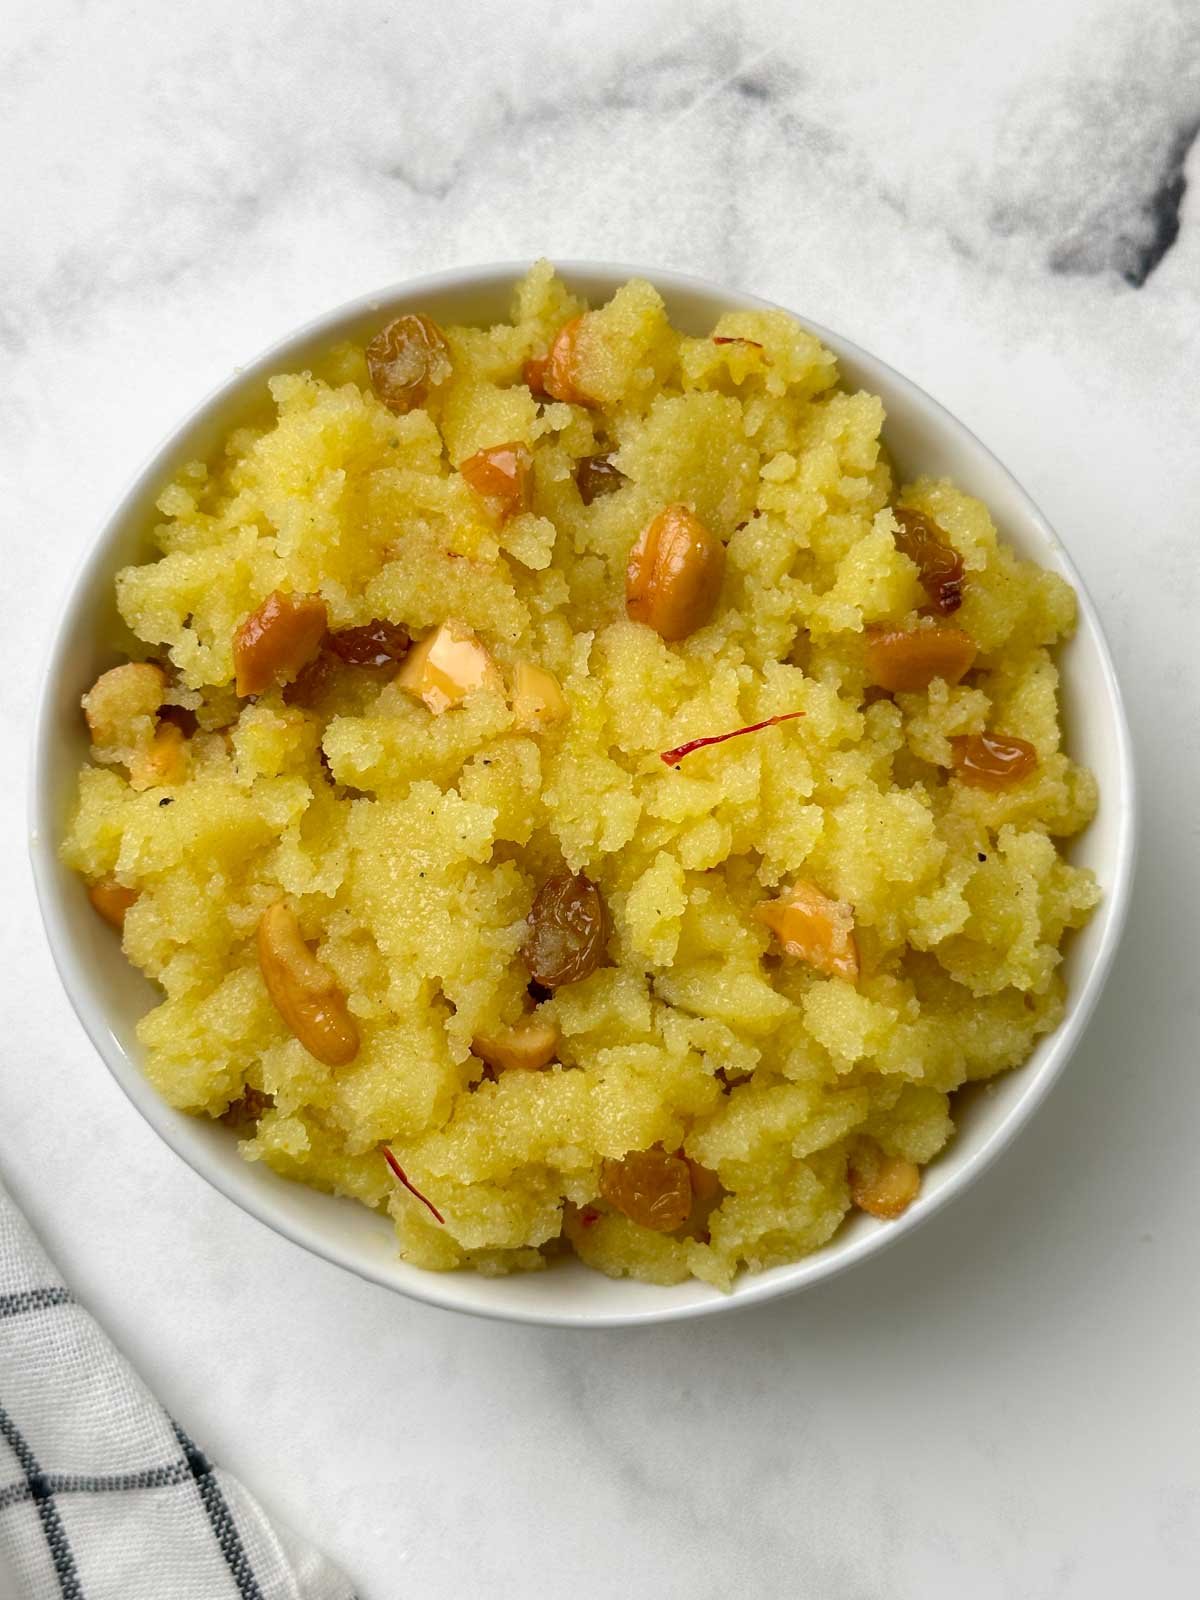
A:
366;314;452;414
600;1150;692;1232
522;871;610;987
282;651;336;707
220;1087;274;1130
951;732;1038;789
575;453;626;506
683;1155;721;1204
893;508;965;615
327;620;411;667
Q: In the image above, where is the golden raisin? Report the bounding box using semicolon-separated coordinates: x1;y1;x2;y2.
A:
233;591;327;697
366;313;452;414
951;732;1038;789
893;508;965;615
626;504;725;642
575;453;626;506
88;880;138;930
600;1149;693;1232
755;879;859;981
864;626;976;693
460;442;533;518
327;620;411;667
685;1156;721;1205
848;1138;921;1220
522;872;610;988
543;316;595;407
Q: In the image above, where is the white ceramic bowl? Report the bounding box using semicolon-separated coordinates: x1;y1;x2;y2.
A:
29;263;1137;1328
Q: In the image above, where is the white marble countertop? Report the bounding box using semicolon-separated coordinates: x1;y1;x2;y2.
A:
4;0;1199;1593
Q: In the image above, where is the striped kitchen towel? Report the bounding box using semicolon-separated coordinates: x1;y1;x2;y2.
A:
0;1179;357;1599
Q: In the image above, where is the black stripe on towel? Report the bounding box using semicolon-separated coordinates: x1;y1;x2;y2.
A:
173;1422;264;1600
0;1401;82;1599
0;1287;72;1319
0;1460;192;1511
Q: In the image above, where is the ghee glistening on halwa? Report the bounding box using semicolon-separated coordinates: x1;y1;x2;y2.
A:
63;264;1099;1287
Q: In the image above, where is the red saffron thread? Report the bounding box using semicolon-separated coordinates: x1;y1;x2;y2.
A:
382;1146;445;1224
712;335;764;348
660;711;805;768
579;1207;600;1228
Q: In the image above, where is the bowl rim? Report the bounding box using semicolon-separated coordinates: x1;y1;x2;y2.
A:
28;259;1138;1328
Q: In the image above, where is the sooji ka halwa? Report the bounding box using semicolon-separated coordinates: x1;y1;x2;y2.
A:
63;265;1099;1287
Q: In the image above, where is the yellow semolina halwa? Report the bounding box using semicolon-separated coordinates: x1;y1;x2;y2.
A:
62;264;1100;1288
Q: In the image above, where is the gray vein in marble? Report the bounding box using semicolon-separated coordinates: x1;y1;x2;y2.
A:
1042;110;1200;286
1113;116;1198;286
4;0;1198;390
987;0;1200;287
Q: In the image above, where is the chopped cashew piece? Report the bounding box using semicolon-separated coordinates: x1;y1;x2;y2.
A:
128;721;188;791
233;591;327;697
472;1015;560;1073
511;662;568;731
626;504;725;642
257;901;359;1067
87;880;138;930
82;662;166;750
460;442;533;519
848;1138;921;1220
755;879;859;981
81;662;185;787
394;621;501;714
864;626;976;693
